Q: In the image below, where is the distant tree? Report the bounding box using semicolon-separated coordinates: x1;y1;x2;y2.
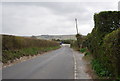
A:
56;39;60;41
31;35;37;39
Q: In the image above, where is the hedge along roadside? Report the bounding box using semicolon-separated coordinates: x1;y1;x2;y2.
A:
102;28;120;78
82;11;120;79
2;35;60;63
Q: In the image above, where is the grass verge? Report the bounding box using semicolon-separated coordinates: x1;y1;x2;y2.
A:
91;59;111;78
2;46;60;63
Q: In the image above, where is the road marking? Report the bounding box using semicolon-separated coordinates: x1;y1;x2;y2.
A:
73;53;78;79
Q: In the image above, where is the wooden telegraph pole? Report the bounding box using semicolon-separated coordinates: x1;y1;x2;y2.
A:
75;18;80;48
75;18;78;34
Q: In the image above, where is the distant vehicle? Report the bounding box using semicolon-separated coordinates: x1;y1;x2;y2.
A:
60;42;63;45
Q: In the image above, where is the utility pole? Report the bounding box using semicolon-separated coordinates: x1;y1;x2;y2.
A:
75;18;79;34
75;18;80;48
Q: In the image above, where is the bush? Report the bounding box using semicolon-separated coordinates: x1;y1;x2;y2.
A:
91;59;111;77
80;48;87;53
85;52;91;56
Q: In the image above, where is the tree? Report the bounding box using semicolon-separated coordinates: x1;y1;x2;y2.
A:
76;34;82;48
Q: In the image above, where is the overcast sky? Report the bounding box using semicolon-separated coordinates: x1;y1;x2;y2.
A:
1;1;119;36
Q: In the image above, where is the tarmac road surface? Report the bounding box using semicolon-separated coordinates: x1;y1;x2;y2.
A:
3;46;74;79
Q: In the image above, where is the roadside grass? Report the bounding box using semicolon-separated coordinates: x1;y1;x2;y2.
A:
82;54;99;79
85;52;91;56
80;48;99;79
91;59;111;78
81;48;113;79
80;48;91;56
3;46;60;63
80;48;87;53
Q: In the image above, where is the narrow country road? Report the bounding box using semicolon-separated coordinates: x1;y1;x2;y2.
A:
3;46;74;79
2;46;91;79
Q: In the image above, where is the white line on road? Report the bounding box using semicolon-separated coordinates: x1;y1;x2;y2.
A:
73;53;78;79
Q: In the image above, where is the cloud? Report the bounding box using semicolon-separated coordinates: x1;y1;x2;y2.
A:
0;2;2;33
2;2;117;36
1;0;119;2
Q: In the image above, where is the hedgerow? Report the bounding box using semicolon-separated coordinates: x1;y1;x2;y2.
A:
2;35;60;63
82;11;120;79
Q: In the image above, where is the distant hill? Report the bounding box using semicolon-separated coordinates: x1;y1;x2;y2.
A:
36;35;77;40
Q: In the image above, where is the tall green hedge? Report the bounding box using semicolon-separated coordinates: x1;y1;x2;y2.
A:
94;11;120;34
102;28;120;77
82;11;120;78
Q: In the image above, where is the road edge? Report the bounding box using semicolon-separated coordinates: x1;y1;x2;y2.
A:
73;53;77;79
